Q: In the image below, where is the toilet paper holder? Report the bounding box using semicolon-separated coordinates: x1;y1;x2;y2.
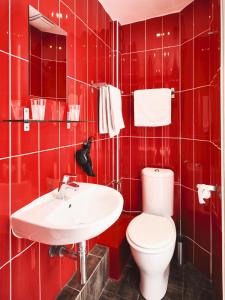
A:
196;184;217;204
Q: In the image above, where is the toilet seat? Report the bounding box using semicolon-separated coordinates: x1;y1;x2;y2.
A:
127;213;176;253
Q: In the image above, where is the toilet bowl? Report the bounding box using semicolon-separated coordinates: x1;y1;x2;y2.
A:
126;168;176;300
126;213;176;300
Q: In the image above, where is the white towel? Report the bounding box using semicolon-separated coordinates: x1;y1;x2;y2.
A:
99;85;125;138
134;88;171;127
99;86;108;134
108;85;125;136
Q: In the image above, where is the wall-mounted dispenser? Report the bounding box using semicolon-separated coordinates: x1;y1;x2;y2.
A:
75;137;96;177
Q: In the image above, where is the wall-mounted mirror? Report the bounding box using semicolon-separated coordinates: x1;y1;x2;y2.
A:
29;6;67;101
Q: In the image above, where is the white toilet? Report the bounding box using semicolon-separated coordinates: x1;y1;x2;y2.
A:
126;168;176;300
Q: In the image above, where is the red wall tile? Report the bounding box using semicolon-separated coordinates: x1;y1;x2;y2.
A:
0;159;9;267
88;0;98;32
163;46;180;90
194;87;210;140
0;0;9;52
163;93;180;138
121;54;131;94
162;138;180;182
181;139;194;189
146;17;163;50
131;52;145;91
11;243;39;300
181;91;194;138
75;18;88;82
11;0;29;59
146;49;163;89
194;32;210;87
119;137;131;179
131;21;145;52
163;13;179;47
181;41;193;90
194;0;212;36
40;244;61;300
181;2;194;44
39;0;60;26
97;2;106;41
120;179;131;211
0;264;10;300
181;187;195;239
40;149;60;195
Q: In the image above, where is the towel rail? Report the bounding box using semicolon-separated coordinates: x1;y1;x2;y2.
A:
90;82;175;99
131;88;175;99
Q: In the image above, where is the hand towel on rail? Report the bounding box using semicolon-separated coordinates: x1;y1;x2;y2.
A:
108;85;125;137
99;86;108;134
134;88;171;127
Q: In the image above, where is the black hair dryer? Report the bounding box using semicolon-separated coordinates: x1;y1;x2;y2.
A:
75;137;96;177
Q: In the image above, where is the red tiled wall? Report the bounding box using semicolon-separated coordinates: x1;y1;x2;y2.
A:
0;0;115;299
180;0;222;297
119;0;222;298
119;14;181;224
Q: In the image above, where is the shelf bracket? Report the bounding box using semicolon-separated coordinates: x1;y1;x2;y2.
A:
67;112;71;129
23;108;30;132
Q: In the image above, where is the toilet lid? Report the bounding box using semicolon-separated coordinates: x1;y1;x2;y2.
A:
127;213;176;250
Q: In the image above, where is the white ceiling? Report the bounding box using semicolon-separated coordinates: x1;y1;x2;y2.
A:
98;0;193;25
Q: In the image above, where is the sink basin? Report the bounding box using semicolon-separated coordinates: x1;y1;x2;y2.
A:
11;183;123;245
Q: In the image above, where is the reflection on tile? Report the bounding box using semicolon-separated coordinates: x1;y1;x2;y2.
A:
68;255;101;291
57;244;109;300
90;244;109;258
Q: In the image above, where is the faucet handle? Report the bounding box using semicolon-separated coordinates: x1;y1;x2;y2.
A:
61;174;77;184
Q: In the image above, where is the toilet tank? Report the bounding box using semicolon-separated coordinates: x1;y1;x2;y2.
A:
141;168;174;217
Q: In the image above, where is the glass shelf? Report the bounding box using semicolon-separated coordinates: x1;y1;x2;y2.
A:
1;120;95;123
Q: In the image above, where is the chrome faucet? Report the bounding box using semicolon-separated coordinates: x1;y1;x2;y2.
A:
57;174;79;200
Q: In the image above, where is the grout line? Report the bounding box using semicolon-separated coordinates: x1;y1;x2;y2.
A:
8;0;12;298
0;49;29;62
181;28;211;46
65;285;80;293
0;242;37;270
121;177;180;185
119;27;211;55
30;53;66;63
121;84;211;96
181;184;197;192
121;43;182;55
0;136;220;162
183;235;211;255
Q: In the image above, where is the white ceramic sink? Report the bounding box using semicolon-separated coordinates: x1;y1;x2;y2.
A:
11;183;123;245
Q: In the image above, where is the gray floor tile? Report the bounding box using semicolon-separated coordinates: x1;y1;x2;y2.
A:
56;286;80;300
102;258;214;300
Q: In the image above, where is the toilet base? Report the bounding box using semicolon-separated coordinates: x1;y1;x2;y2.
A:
140;265;170;300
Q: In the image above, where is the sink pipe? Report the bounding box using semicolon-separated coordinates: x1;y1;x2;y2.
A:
49;241;87;284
